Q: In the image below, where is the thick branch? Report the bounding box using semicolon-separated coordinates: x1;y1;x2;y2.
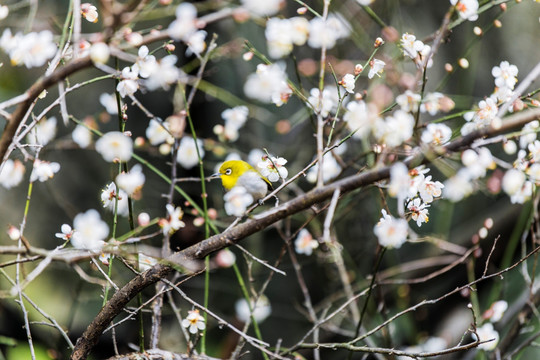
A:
70;107;540;360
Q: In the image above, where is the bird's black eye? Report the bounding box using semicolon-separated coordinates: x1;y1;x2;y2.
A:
225;168;232;175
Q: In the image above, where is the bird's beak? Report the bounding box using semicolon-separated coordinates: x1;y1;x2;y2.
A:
209;172;221;179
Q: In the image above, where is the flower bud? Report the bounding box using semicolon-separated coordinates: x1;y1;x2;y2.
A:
90;42;110;65
138;212;150;226
473;26;483;36
374;37;384;48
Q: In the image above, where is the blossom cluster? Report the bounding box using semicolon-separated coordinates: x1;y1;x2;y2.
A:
0;29;57;68
55;209;109;253
443;59;529;203
215;106;249;142
374;164;444;249
265;13;350;59
116;46;181;98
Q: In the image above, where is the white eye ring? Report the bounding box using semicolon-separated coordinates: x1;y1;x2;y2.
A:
225;168;232;175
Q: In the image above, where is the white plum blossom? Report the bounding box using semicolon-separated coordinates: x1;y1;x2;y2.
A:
492;61;518;90
528;163;540;183
224;186;253;217
241;0;283;16
343;100;378;140
71;209;109;252
373;110;415;147
514;150;529;172
81;3;99;23
400;33;425;59
388;164;442;219
493;85;514;103
55;224;74;242
0;159;25;189
265;17;309;58
407;198;430;227
116;66;139;97
182;309;206;334
510;180;533;204
307;87;339;117
294;229;318;256
420;92;444;116
0;29;57;68
396;90;421;113
421;123;452;145
461;147;496;179
308;14;351;49
473;323;499;351
528;140;540;161
418;176;444;204
134;46;157;78
306;151;343;184
443;169;474;202
116;164;145;196
99;93;118;114
462;97;499;135
484;300;508;323
418;44;434;68
450;0;479;21
235;295;272;323
95;131;133;162
248;149;266;168
290;17;310;45
340;73;356;94
244;63;291;106
168;3;198;41
373;210;409;249
146;119;173;146
368;59;386;79
502;168;526;196
101;182;129;217
185;30;207;56
27;117;57;146
144;55;180;91
519;120;539;148
72;124;93;148
160;204;185;235
221;106;249;142
176;137;204;169
388;162;412;201
257;156;288;182
30;159;60;182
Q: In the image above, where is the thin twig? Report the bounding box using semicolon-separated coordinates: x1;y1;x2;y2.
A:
483;235;500;278
234;244;286;276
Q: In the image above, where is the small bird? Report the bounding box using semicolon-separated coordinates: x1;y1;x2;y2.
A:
213;160;272;202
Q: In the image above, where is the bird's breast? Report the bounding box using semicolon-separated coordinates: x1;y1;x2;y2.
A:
236;171;268;200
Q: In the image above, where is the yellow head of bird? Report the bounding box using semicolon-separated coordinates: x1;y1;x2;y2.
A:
213;160;272;201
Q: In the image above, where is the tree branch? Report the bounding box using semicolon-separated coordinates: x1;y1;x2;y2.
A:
70;107;540;359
